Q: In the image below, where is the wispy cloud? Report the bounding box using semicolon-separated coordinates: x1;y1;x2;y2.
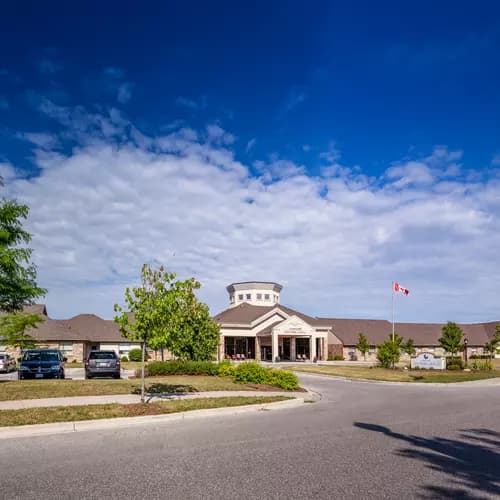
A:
492;153;500;166
117;82;133;104
37;59;62;74
284;86;307;112
246;138;256;152
176;95;207;111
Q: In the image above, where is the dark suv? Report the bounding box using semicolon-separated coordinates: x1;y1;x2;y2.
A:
18;349;66;380
85;350;121;379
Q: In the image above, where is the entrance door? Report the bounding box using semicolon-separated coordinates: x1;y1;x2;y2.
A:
283;338;291;360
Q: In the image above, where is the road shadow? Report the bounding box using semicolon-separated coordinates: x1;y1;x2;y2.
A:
354;422;500;499
131;382;197;400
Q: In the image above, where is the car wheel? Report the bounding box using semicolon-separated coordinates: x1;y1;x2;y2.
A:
113;373;120;379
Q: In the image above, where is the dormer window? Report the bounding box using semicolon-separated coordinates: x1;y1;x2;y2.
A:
256;293;262;300
246;294;251;300
264;294;270;300
238;294;244;300
230;295;235;303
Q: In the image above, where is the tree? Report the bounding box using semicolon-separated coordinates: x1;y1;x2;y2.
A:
485;324;500;361
377;334;403;368
0;184;46;348
402;338;416;356
356;332;370;361
114;264;220;402
438;322;463;356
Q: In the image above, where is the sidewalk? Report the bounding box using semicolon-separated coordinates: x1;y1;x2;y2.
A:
0;390;312;411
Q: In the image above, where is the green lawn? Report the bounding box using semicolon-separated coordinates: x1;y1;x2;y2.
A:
0;396;291;427
0;375;257;401
291;365;500;383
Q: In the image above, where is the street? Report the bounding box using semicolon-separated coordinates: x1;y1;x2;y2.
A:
0;373;499;499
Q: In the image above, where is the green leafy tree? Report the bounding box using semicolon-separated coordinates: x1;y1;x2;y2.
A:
438;322;464;356
402;338;416;356
0;183;46;348
484;324;500;361
377;334;403;368
356;332;370;361
114;264;220;401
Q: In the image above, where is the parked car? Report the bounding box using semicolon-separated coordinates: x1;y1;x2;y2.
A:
0;352;16;373
18;349;66;380
85;350;120;379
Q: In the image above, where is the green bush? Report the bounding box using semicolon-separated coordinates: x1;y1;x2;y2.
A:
121;356;129;362
446;356;464;370
234;362;269;384
469;354;490;360
146;360;220;376
447;364;461;370
267;369;300;390
333;355;345;361
128;348;146;362
469;360;492;371
218;362;237;377
233;362;299;390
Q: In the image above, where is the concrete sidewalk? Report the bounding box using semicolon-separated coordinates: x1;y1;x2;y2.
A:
0;390;312;410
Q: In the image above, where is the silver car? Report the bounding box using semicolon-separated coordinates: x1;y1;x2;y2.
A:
0;353;16;373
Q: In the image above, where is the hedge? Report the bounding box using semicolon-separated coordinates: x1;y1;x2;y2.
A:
142;360;300;391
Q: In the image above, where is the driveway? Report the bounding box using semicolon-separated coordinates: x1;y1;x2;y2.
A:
0;372;499;499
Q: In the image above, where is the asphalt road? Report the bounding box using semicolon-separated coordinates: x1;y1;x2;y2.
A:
1;373;499;499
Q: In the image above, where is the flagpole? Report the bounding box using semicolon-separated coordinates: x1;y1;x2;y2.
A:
392;282;395;342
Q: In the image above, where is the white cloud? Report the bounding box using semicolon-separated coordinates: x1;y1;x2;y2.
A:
8;105;500;324
492;153;500;166
206;124;235;145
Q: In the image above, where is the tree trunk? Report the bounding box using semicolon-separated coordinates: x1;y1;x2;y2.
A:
140;340;145;404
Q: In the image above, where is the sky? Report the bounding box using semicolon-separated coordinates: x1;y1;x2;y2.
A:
1;1;500;322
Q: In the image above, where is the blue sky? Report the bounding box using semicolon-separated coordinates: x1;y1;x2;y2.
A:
1;1;500;322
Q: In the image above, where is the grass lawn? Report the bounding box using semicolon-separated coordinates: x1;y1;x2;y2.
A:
0;396;291;427
291;365;500;383
0;375;259;401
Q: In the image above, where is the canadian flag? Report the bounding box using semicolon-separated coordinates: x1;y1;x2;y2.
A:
393;282;409;295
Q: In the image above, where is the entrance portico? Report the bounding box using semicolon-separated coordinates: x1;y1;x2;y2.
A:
267;316;328;362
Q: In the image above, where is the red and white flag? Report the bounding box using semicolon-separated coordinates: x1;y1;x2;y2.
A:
393;282;409;295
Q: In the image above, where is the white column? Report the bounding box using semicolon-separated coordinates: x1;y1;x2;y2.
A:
310;335;317;362
272;332;279;363
290;337;296;361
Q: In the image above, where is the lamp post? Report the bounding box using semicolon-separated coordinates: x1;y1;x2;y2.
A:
463;337;468;365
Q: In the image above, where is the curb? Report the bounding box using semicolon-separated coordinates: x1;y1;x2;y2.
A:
0;397;304;440
295;370;500;387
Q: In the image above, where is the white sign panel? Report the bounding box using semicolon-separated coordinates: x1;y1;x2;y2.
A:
411;352;446;370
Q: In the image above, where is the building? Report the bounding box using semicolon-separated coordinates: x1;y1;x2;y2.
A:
0;305;143;362
215;281;499;361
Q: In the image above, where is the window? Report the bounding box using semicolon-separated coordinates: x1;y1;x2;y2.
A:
256;293;262;300
246;293;251;300
230;295;234;303
59;342;73;354
274;295;278;302
264;294;270;300
238;294;244;300
119;343;131;355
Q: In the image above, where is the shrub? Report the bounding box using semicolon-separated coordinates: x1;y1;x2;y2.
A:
469;354;490;360
146;360;219;376
333;355;345;361
267;369;300;390
121;356;129;362
71;359;77;364
447;364;461;371
218;361;237;377
233;362;299;390
446;356;464;370
470;360;492;371
128;348;147;362
234;362;269;384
